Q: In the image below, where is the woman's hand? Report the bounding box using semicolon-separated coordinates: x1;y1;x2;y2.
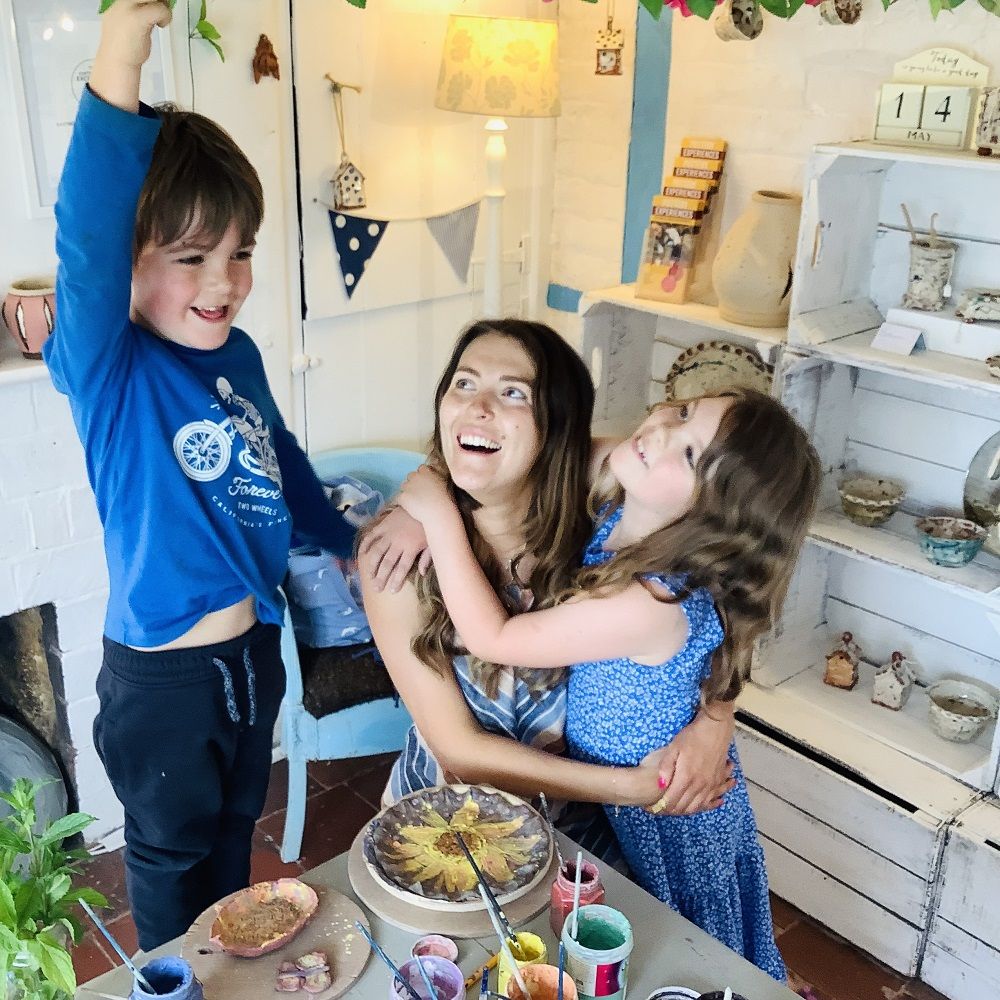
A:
358;506;431;593
644;704;737;815
396;466;457;525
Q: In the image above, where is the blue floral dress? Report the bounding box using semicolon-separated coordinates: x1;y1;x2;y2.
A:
565;507;786;981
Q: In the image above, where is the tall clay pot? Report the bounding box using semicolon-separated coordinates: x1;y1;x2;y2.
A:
2;277;56;360
711;190;802;328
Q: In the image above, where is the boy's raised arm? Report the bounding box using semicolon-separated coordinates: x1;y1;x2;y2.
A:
45;1;172;402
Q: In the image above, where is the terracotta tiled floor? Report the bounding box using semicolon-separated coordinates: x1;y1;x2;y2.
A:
74;754;946;1000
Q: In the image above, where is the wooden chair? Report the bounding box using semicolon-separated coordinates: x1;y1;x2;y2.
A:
280;447;422;862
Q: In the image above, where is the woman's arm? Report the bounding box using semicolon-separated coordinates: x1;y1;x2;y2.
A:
359;563;665;808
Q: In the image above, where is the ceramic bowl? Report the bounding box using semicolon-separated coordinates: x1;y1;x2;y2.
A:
209;878;318;957
987;355;1000;380
915;516;987;566
838;476;905;527
927;680;998;743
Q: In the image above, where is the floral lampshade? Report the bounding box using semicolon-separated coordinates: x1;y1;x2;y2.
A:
435;15;560;119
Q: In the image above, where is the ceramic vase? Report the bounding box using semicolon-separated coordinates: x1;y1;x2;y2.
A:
819;0;862;23
1;277;56;359
902;240;958;311
712;190;802;328
714;0;763;41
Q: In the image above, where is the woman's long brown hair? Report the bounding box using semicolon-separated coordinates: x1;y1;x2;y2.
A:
581;388;821;703
410;319;595;696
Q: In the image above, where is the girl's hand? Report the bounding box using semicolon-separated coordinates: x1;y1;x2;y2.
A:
644;706;737;815
396;466;456;525
358;506;431;594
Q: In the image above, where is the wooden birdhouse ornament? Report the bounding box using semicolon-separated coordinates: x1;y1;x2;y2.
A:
596;6;624;76
872;651;916;711
326;76;366;211
824;631;862;691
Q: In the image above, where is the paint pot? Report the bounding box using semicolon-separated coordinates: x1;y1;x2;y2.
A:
497;931;547;994
390;956;464;1000
129;957;204;999
411;934;459;963
506;964;579;1000
550;859;605;938
561;905;633;1000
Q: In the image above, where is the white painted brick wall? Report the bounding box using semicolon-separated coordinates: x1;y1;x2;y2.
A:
0;372;120;847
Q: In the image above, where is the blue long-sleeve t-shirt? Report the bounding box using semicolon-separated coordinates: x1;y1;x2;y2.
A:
44;88;351;647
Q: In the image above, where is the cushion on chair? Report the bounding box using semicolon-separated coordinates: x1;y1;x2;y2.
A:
298;641;397;718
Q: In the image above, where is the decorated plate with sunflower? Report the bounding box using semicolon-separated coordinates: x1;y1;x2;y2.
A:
363;784;552;911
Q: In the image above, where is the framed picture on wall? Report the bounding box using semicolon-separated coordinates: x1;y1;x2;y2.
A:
0;0;174;217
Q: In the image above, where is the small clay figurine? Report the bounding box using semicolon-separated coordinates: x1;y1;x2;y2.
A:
872;651;916;711
276;952;332;994
252;34;280;84
824;631;861;690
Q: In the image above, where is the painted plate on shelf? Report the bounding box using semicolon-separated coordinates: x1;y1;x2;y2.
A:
363;784;551;911
662;340;773;401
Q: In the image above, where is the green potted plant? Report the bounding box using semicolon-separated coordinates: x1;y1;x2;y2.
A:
0;779;107;1000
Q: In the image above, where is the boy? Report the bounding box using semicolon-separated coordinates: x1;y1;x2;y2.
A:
44;0;351;949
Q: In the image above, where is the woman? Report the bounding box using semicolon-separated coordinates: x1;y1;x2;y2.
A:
360;319;735;835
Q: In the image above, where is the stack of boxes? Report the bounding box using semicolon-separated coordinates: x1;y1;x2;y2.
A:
636;137;727;304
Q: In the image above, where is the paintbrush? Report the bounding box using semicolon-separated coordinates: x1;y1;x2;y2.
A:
354;921;423;1000
454;830;517;943
479;965;490;1000
79;900;155;995
478;885;529;999
414;953;439;1000
464;952;500;991
538;793;565;874
569;849;584;940
557;942;565;1000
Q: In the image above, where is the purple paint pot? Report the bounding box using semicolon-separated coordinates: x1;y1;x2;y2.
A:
129;956;204;999
411;934;459;962
390;956;464;1000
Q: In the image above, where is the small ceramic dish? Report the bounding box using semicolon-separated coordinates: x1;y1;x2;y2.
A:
927;679;998;743
411;934;459;962
209;878;318;957
838;476;905;527
915;516;987;567
986;354;1000;380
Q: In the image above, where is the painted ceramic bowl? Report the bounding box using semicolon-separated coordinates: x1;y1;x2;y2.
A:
646;989;700;1000
208;878;318;957
363;784;552;910
697;993;750;1000
927;680;998;743
391;957;464;1000
986;355;1000;380
838;476;905;527
915;516;987;566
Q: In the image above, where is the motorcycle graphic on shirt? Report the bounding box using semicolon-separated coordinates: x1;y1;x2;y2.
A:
172;378;282;488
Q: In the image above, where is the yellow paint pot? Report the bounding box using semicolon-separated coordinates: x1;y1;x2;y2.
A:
497;932;547;995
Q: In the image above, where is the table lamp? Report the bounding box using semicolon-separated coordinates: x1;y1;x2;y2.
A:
436;14;560;317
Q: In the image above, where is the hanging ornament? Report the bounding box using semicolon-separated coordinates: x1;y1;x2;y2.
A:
252;35;280;83
713;0;763;41
326;75;367;211
818;0;862;24
596;1;624;76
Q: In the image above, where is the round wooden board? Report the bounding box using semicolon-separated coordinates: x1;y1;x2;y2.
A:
182;883;370;1000
347;827;557;938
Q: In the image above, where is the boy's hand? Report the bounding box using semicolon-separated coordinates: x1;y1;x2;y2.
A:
91;0;172;113
396;466;456;526
359;506;431;594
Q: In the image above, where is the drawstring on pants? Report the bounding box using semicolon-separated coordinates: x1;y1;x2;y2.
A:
213;647;258;727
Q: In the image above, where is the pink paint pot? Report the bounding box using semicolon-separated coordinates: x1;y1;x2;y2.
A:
411;935;459;962
390;956;464;1000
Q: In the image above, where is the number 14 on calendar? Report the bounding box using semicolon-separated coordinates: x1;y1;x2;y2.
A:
875;84;975;149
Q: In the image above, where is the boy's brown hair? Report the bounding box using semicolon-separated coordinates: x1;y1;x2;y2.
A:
133;105;264;260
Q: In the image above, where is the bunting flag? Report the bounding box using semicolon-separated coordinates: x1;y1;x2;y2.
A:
426;202;480;283
328;210;389;298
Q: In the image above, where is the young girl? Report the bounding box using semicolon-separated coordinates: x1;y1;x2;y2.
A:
396;388;820;980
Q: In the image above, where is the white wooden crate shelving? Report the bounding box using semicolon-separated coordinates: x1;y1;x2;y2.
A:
579;140;1000;998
